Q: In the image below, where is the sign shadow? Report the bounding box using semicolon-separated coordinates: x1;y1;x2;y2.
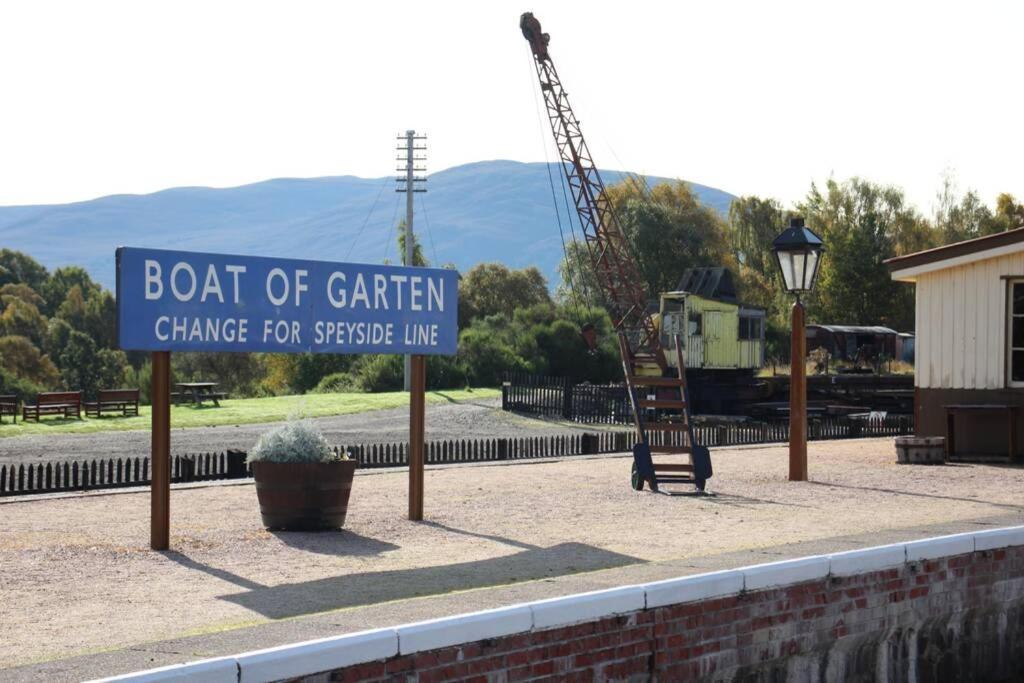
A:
170;539;642;621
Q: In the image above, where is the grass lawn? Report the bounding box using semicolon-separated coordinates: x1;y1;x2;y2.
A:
0;388;500;438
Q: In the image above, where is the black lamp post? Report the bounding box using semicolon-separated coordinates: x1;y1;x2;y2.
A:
772;217;824;481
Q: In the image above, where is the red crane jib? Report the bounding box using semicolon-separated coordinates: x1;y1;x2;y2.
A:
520;12;665;370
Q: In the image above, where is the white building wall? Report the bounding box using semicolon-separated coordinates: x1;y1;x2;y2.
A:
915;251;1024;389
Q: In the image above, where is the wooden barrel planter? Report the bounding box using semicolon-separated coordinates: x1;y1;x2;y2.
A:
251;460;357;530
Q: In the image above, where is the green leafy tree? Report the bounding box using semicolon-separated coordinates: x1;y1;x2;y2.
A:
558;179;736;309
171;352;269;397
45;318;74;358
259;353;353;395
458;263;552;328
0;283;46;309
0;297;48;348
396;223;429;266
0;335;61;388
799;178;921;330
57;330;127;396
0;249;48;291
457;325;528;386
48;284;118;349
993;193;1024;232
726;196;791;316
40;266;101;317
617;179;736;296
932;175;1001;243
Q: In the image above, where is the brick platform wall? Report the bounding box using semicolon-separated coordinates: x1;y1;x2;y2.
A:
299;545;1024;682
105;529;1024;683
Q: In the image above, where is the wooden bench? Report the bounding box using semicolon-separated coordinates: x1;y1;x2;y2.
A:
0;395;17;423
944;404;1021;463
22;391;83;421
84;388;140;418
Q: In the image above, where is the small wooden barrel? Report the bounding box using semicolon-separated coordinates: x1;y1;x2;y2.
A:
251;460;356;530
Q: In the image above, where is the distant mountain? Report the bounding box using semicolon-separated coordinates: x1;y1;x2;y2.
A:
0;160;735;290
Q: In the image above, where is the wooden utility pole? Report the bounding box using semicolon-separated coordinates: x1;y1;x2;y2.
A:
151;351;171;549
408;354;426;520
789;300;808;481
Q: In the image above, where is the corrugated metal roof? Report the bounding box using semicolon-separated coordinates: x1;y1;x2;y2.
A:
807;325;898;335
676;267;737;302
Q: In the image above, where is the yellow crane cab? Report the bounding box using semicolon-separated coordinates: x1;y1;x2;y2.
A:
656;268;766;374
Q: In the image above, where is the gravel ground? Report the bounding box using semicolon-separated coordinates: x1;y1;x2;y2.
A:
0;397;610;466
2;437;1022;668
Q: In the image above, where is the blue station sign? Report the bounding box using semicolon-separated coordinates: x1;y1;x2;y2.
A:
116;247;458;355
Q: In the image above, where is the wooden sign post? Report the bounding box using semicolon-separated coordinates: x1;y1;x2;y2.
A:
408;355;426;521
151;351;171;550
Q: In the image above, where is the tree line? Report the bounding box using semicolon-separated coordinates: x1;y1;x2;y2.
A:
1;174;1020;401
562;175;1023;359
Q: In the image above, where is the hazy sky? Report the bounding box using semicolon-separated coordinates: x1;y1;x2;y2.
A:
2;0;1021;214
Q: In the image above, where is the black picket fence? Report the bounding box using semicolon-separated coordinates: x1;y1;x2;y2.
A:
501;372;632;423
0;415;913;498
0;450;250;498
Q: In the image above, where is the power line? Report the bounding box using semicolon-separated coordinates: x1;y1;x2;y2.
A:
419;193;440;267
346;175;392;261
382;190;402;263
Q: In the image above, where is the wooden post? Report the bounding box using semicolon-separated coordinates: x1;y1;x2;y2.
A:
789;300;808;481
151;351;171;549
408;354;426;520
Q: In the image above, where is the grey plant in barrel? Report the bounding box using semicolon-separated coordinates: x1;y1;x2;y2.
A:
249;419;356;531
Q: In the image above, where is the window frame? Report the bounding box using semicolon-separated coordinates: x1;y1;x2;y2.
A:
1009;279;1024;388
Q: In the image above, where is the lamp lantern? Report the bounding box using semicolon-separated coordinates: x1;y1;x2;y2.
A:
772;217;824;294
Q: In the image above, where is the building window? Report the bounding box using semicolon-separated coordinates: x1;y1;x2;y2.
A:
1011;280;1024;386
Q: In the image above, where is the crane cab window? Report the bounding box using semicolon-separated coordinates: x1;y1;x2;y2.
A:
739;316;762;340
688;312;702;336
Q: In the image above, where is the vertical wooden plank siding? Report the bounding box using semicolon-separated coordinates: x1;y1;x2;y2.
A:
962;263;975;388
912;250;1024;390
987;257;1002;388
927;270;940;388
940;270;953;388
955;266;966;388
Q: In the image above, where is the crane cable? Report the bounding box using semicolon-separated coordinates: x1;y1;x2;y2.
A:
554;153;598;310
525;51;587;326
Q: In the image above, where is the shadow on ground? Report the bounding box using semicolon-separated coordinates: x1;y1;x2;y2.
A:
168;531;641;620
807;480;1024;513
269;530;400;557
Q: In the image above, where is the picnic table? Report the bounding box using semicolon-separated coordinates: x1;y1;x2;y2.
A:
173;382;226;407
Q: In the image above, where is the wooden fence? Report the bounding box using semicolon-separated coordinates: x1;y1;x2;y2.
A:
0;415;913;499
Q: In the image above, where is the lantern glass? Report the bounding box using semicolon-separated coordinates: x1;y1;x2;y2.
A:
803;248;821;290
772;218;824;293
